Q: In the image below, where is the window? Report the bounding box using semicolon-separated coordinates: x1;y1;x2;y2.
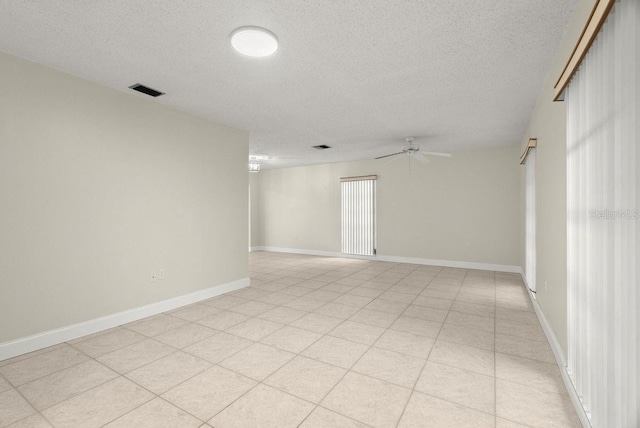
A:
565;1;639;426
341;176;376;256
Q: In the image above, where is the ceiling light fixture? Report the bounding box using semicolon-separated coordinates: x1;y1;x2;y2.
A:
249;160;261;172
231;26;279;58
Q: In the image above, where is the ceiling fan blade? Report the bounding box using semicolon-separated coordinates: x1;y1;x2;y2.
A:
375;151;405;160
413;153;430;164
421;151;452;157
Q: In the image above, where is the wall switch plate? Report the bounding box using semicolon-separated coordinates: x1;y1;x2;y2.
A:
465;243;472;250
152;271;158;282
158;269;165;280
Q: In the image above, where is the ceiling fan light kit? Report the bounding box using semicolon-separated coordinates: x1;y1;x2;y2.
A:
249;161;261;172
248;155;266;172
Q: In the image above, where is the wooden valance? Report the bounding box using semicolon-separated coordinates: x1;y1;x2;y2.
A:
553;0;616;101
340;175;377;182
520;139;537;164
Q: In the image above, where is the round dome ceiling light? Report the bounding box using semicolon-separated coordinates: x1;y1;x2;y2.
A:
231;26;278;58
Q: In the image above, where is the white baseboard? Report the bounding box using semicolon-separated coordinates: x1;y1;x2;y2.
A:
522;270;591;428
250;246;521;273
0;277;249;362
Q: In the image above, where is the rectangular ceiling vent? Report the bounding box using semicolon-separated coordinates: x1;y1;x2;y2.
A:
313;145;331;150
128;83;165;97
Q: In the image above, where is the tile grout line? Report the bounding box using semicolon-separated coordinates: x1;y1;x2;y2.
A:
292;266;419;427
393;266;469;427
10;341;169;425
0;343;68;368
2;345;121;423
231;261;543;426
149;258;402;425
2;344;94;388
256;256;515;425
2;254;536;427
94;344;236;426
64;330;224;426
57;346;205;426
4;377;55;427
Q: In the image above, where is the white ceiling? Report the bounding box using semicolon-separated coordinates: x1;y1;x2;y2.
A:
0;0;575;168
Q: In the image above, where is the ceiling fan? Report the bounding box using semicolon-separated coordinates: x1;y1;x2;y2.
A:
375;137;452;162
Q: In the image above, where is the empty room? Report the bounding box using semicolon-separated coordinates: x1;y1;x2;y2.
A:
0;1;637;427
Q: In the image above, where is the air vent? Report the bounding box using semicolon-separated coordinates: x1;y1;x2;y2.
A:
313;145;331;150
128;83;165;97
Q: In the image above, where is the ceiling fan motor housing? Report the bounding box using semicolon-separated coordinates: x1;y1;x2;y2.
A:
404;143;420;154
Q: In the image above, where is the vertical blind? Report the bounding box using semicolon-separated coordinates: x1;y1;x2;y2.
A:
566;1;639;426
341;176;376;256
525;149;537;294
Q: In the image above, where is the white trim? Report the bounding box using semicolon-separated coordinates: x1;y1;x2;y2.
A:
519;268;591;428
250;246;521;273
518;266;536;299
0;277;249;362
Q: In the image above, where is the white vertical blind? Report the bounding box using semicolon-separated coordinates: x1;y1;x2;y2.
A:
525;149;537;294
566;1;639;427
341;177;376;256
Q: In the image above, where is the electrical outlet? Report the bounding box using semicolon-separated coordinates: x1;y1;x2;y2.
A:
151;271;158;282
544;280;548;291
158;269;165;280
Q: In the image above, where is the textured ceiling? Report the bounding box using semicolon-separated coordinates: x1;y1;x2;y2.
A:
0;0;575;168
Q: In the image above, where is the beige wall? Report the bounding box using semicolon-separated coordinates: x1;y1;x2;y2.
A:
520;0;597;357
253;145;521;267
0;52;249;344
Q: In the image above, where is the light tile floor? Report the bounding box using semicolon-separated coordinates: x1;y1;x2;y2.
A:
0;252;581;427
